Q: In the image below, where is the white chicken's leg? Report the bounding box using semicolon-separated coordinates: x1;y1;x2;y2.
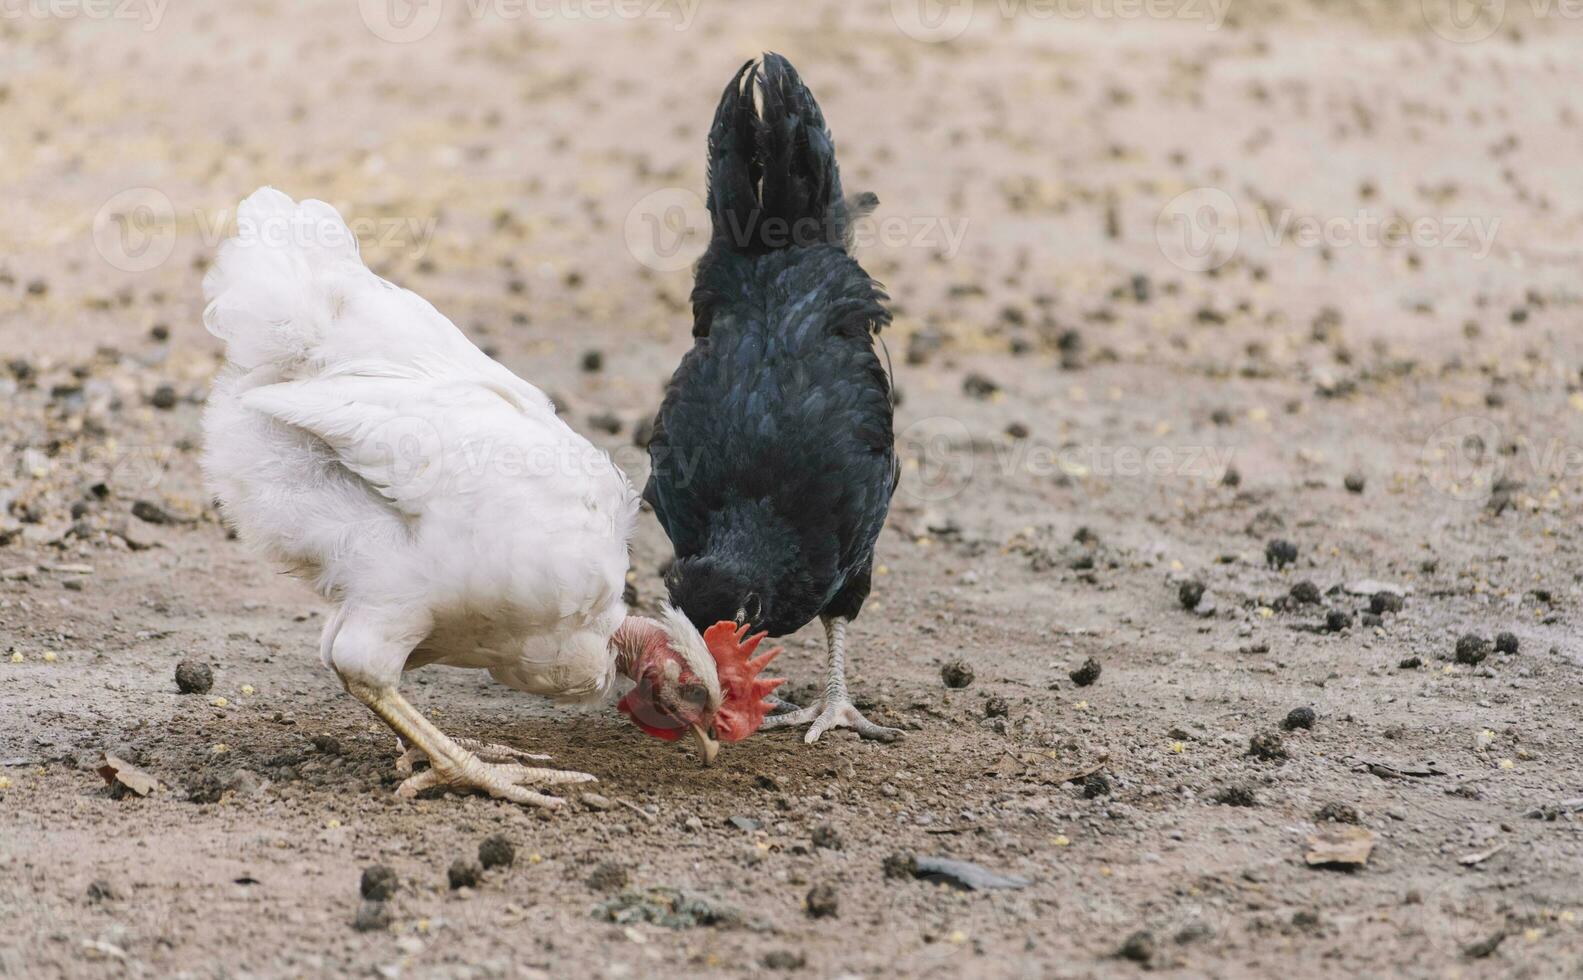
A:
762;616;902;744
350;683;591;807
332;608;593;808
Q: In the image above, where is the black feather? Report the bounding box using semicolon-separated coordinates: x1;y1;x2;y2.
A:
645;54;897;639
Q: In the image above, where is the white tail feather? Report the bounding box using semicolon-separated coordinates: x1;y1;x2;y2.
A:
202;187;363;373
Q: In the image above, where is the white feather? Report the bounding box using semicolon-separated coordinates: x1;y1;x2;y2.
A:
202;188;639;698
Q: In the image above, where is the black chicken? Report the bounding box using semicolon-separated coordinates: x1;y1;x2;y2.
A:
644;54;901;743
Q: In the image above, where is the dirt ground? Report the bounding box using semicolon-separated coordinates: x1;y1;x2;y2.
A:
3;1;1582;977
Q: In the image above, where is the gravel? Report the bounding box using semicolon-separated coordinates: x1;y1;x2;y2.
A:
1265;539;1299;569
804;883;839;918
360;865;398;901
1248;732;1288;762
940;660;975;688
1282;707;1317;731
174;660;213;695
1068;657;1102;687
447;859;482;890
478;835;515;870
1455;634;1490;665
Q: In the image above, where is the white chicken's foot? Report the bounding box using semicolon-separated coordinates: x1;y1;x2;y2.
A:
395;737;552;776
349;682;593;808
762;617;902;744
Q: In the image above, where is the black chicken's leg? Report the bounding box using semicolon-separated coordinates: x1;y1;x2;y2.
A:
762;616;901;743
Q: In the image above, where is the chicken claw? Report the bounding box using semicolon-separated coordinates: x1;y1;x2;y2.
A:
762;617;903;744
348;682;592;809
396;759;595;809
396;737;552;775
764;697;901;744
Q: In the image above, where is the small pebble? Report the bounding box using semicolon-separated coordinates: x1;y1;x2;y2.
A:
1324;609;1352;633
1265;539;1298;569
360;866;398;901
1495;632;1519;655
984;695;1010;718
805;884;839;918
1212;785;1258;807
1289;581;1322;605
132;500;171;525
1370;593;1405;615
811;824;843;850
1315;802;1360;824
882;852;917;879
585;862;628;892
1177;579;1205;610
762;950;807;970
151;384;178;410
1083;773;1112;798
1247;732;1288;762
1344;472;1366;493
478;835;515;870
447;859;481;890
580;349;604;372
1281;707;1316;731
961;373;999;399
1455;634;1490;665
1069;658;1102;687
311;734;341;755
1117;930;1155;964
175;660;213;695
86;880;118;903
940;660;975;689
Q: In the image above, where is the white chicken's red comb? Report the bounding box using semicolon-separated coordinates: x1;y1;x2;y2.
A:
703;622;785;741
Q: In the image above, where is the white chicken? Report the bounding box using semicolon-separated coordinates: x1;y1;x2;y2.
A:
200;188;782;807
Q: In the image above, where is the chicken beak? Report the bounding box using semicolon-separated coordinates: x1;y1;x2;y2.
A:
690;723;720;766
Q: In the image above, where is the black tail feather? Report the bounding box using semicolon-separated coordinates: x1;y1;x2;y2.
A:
702;52;870;254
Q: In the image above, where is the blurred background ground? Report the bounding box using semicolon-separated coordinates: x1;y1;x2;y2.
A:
2;1;1582;977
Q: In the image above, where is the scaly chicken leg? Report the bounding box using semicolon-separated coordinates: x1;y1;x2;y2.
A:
343;679;594;808
762;617;902;744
